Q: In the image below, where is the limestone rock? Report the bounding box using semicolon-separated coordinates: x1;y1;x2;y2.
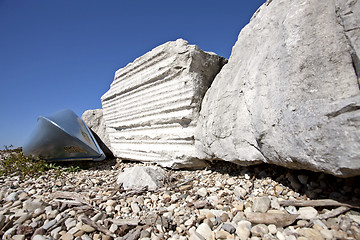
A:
116;166;167;190
195;0;360;176
81;109;113;157
252;197;271;213
101;39;227;168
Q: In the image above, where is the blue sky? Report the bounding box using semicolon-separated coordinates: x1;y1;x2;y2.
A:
0;0;265;149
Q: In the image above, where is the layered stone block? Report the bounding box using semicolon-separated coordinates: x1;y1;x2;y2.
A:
101;39;227;168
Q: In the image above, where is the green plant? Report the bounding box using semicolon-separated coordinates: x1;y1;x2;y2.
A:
64;165;81;173
0;146;47;179
45;162;64;178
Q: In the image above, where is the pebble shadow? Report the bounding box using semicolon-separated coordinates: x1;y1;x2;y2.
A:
206;160;360;207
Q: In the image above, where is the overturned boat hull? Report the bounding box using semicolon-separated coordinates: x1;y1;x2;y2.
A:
23;109;105;161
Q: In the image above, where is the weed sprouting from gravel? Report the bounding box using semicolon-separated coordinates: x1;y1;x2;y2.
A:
0;146;47;179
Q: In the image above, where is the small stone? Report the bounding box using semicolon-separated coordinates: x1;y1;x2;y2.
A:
121;207;131;214
351;226;360;239
68;227;80;235
269;196;280;210
268;224;277;234
222;223;236;234
339;217;351;231
14;213;31;225
276;231;286;240
105;205;114;213
60;233;74;240
12;235;25;240
131;202;141;213
216;230;232;239
23;199;44;212
236;220;251;240
17;225;34;235
251;224;269;236
196;223;212;239
226;178;236;185
65;218;76;230
275;185;284;194
42;219;57;230
32;227;46;237
32;235;47;240
81;234;92;240
332;230;346;239
102;235;112;240
236;226;250;240
0;214;5;229
47;210;58;219
252;197;271;213
189;229;205;240
234;186;247;198
234;201;244;211
297;220;308;227
109;224;118;233
140;230;151;238
197;187;208;197
220;212;229;222
285;206;297;215
298;228;324;240
320;229;333;239
5;192;18;202
74;230;85;237
349;214;360;224
285;235;296;240
297;207;318;220
106;200;116;206
185;217;194;226
193;201;208;209
91;212;104;222
179;185;192;191
81;224;96;233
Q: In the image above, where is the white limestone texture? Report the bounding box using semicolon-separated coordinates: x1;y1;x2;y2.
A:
81;109;113;157
101;39;227;168
116;166;166;190
195;0;360;177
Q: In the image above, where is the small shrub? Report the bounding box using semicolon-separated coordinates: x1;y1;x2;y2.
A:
0;146;47;179
0;146;86;180
64;165;81;173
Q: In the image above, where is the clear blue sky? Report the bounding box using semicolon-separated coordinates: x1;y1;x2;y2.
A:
0;0;265;149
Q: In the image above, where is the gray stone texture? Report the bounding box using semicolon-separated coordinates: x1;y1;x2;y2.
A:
81;109;113;157
195;0;360;177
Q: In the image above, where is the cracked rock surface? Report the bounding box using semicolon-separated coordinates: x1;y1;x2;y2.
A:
196;0;360;177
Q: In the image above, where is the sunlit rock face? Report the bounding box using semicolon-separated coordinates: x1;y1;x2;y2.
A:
196;0;360;177
81;109;113;158
101;39;227;168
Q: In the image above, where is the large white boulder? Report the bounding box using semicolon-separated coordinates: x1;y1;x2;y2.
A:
101;39;227;168
196;0;360;177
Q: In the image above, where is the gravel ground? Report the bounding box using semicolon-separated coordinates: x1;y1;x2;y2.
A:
1;158;360;240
